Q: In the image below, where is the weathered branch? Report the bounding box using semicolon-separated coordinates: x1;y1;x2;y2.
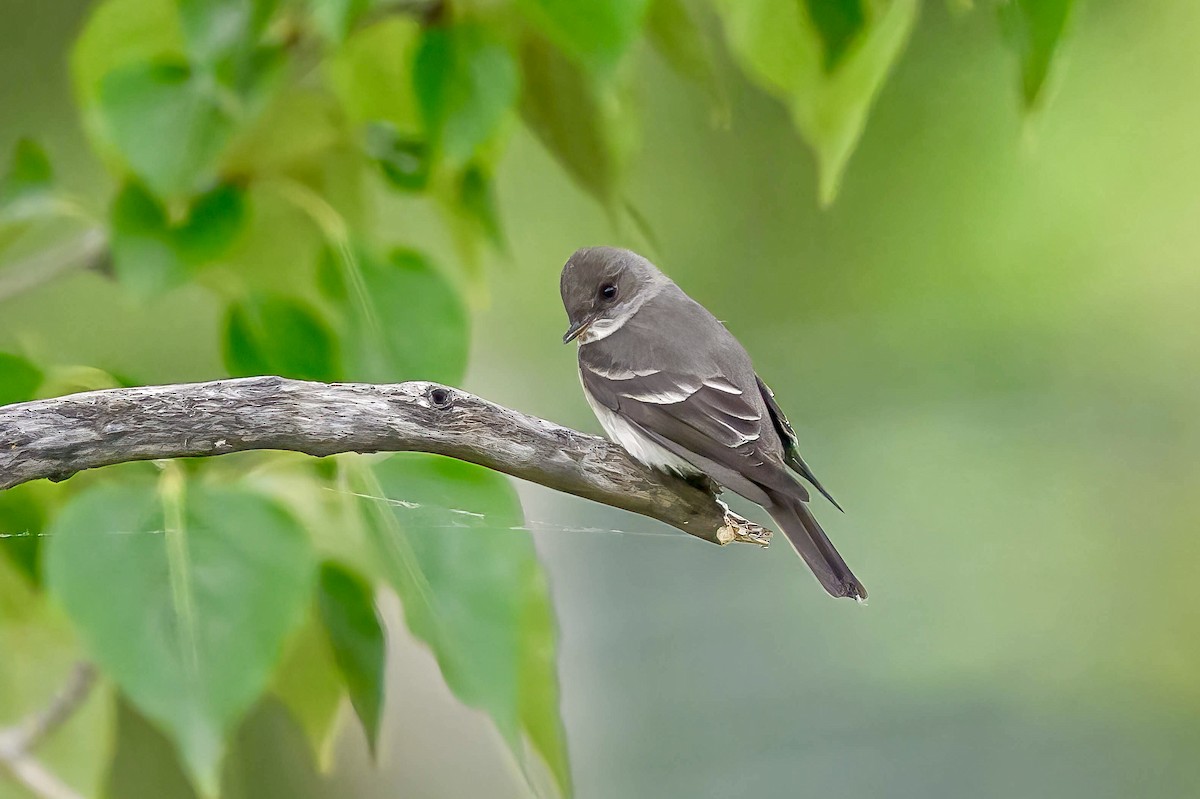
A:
0;377;771;546
0;662;97;799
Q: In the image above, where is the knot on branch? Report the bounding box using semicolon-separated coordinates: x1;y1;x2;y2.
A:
426;385;453;409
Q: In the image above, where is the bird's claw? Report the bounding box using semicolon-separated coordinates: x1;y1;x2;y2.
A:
715;499;772;547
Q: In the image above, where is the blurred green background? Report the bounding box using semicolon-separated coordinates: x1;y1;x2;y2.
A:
1;0;1198;797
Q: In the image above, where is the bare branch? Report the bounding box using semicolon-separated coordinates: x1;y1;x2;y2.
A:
0;377;771;546
0;662;97;799
0;228;108;303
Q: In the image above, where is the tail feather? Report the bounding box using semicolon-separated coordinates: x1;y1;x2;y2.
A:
766;489;866;601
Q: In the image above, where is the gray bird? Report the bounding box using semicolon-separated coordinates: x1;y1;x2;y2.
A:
560;246;866;600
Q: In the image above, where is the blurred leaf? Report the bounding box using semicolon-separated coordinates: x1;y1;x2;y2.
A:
516;0;649;74
0;138;54;222
98;60;236;199
270;612;345;767
108;182;189;296
309;0;371;43
45;477;316;793
436;162;507;279
223;90;344;177
110;181;246;297
0;484;46;587
414;23;519;166
0;560;113;799
458;163;506;250
318;246;469;384
179;0;278;66
519;33;621;206
105;697;200;799
0;351;43;406
71;0;185;105
714;0;917;204
108;694;331;799
805;0;866;71
645;0;727;120
326;17;422;133
358;454;571;796
174;183;248;261
998;0;1075;108
221;699;327;799
224;293;340;381
316;561;385;756
363;121;431;192
517;556;572;799
38;365;125;398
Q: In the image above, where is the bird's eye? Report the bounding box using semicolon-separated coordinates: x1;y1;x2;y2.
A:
599;283;618;301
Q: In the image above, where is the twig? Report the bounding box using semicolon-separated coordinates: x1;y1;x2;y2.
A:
0;662;98;799
0;377;771;546
0;229;108;304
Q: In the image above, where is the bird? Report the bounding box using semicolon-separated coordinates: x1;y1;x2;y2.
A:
560;246;866;601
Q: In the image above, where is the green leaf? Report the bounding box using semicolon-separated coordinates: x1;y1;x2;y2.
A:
363;121;431;192
318;246;469;384
45;477;316;792
713;0;918;205
0;138;54;222
435;162;508;279
175;183;248;262
805;0;866;71
220;699;327;799
110;182;187;296
413;24;519;166
107;695;332;799
516;0;649;74
308;0;371;43
0;352;43;406
110;181;247;297
316;561;386;755
458;163;506;250
517;556;572;799
0;483;47;587
71;0;186;106
518;32;621;206
98;59;236;199
998;0;1075;108
224;294;340;381
358;454;571;796
645;0;727;119
179;0;278;65
222;89;344;177
326;17;423;133
179;0;285;102
105;698;200;799
270;613;345;766
38;365;125;398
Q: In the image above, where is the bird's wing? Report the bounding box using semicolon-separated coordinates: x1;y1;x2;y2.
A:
755;375;842;511
579;361;805;506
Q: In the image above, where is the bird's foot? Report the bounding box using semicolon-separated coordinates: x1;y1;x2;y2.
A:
715;499;771;547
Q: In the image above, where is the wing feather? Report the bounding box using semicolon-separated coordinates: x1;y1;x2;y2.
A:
580;362;804;504
755;376;842;511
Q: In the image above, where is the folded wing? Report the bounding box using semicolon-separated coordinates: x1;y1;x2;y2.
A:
579;362;805;506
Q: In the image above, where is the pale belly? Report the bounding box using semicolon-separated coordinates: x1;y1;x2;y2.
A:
582;383;700;476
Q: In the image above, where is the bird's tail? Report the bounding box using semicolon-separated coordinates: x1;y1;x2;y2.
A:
765;489;867;601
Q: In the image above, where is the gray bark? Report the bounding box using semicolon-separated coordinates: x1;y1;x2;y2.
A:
0;377;771;546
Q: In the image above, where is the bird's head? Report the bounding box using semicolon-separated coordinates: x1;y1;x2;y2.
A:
559;247;665;344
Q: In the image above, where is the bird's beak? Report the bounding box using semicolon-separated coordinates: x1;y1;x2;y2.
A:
562;317;592;344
